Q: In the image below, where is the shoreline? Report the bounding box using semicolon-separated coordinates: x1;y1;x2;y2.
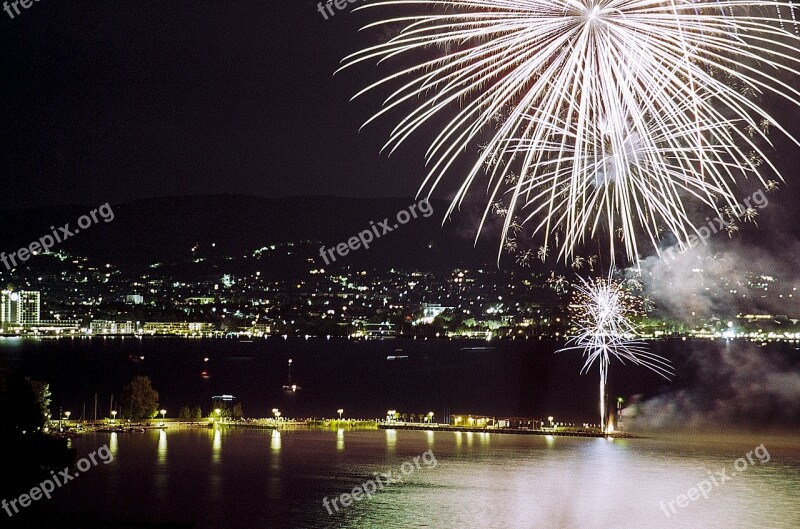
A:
378;423;641;438
55;420;639;438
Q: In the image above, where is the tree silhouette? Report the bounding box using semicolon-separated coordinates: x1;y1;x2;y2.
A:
120;376;159;420
26;378;51;426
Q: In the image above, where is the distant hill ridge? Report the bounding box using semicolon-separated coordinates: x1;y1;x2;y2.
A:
0;195;510;270
0;194;786;271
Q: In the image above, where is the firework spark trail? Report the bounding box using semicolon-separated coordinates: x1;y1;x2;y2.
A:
508;113;758;261
340;0;800;263
558;275;674;430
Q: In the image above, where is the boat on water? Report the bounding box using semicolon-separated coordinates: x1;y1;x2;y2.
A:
282;358;300;391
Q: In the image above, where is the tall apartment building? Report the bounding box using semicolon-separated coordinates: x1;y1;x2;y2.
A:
0;291;12;325
0;290;41;328
18;291;40;325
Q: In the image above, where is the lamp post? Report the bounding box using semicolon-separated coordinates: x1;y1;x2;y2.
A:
387;410;396;423
427;411;434;424
111;410;117;424
337;409;344;420
64;411;71;429
272;408;281;421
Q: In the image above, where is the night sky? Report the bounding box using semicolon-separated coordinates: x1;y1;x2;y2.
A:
2;1;799;219
1;1;442;209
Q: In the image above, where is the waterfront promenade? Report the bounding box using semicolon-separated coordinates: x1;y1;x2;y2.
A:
54;419;638;438
378;423;640;438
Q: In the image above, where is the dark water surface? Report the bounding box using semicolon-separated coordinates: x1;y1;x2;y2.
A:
3;337;800;528
0;336;724;420
15;428;800;529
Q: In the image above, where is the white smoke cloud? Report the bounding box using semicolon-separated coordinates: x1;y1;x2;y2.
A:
627;236;800;321
620;227;800;431
624;340;800;431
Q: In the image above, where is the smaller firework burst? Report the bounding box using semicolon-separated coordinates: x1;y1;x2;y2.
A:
559;274;673;432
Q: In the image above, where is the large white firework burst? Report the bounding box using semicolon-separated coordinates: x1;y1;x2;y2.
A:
559;275;673;430
508;113;760;260
340;0;800;262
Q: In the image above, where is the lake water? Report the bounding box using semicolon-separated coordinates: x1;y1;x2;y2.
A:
3;337;799;528
15;428;800;529
0;336;753;420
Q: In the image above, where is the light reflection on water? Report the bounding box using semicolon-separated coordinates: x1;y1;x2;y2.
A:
155;429;168;490
30;429;800;529
109;431;118;457
211;427;222;463
269;429;282;500
157;429;167;465
271;429;282;452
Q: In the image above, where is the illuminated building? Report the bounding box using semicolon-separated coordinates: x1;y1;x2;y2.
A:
90;320;137;335
0;290;40;329
0;290;13;326
18;291;40;325
32;320;80;335
185;297;215;305
142;322;215;336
